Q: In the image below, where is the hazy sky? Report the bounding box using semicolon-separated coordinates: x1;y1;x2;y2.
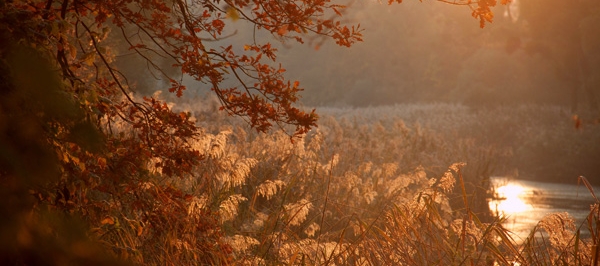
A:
125;0;599;110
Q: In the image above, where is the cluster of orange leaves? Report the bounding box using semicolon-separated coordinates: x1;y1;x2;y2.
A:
389;0;505;28
0;0;365;262
0;0;366;179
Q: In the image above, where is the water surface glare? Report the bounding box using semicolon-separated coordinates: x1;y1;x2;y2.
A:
488;177;599;242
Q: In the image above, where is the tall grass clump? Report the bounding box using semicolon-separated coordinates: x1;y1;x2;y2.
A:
19;95;600;264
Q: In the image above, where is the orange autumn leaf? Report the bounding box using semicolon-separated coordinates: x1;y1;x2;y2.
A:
101;217;115;225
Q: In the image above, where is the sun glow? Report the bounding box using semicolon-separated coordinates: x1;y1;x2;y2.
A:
490;184;531;217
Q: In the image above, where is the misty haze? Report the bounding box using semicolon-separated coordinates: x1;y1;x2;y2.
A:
2;0;600;264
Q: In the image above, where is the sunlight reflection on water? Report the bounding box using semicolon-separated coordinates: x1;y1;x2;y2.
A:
488;177;599;242
491;184;532;216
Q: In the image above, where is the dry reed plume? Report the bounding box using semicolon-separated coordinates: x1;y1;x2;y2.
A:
22;97;600;265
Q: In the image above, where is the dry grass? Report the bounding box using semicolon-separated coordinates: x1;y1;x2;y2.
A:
14;99;600;265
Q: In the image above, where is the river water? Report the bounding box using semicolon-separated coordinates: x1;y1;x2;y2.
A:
488;177;600;242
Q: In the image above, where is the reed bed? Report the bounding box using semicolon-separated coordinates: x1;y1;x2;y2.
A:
18;98;600;265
